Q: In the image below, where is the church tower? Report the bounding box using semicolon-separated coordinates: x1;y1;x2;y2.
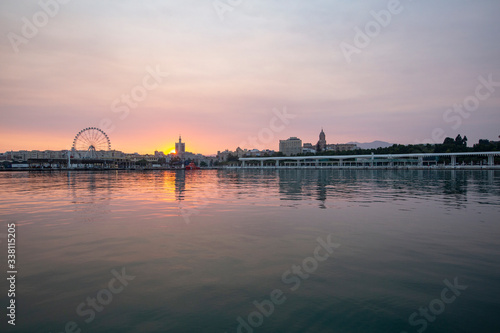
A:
317;128;326;152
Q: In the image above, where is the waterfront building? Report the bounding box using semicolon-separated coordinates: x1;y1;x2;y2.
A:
217;147;276;162
217;149;232;162
307;128;357;152
303;147;316;154
124;153;158;163
235;147;246;157
279;137;302;156
326;143;358;152
317;129;326;152
303;143;316;154
242;149;277;157
175;136;185;156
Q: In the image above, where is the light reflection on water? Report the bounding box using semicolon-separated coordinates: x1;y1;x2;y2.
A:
0;169;499;333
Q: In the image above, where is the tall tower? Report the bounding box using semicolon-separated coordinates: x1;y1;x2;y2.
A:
175;135;185;156
317;128;326;152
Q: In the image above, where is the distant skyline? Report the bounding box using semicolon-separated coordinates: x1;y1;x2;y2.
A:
1;0;500;155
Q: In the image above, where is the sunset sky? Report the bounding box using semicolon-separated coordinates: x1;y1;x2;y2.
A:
1;0;499;155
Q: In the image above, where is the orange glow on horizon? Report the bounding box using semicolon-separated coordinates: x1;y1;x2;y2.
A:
0;119;370;156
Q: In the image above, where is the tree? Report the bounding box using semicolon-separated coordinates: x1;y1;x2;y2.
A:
135;159;148;166
443;137;455;145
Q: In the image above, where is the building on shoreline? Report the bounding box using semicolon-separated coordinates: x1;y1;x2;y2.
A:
0;149;127;161
0;147;215;169
175;136;185;157
216;147;277;162
317;129;326;152
303;129;358;153
325;143;358;152
279;137;302;156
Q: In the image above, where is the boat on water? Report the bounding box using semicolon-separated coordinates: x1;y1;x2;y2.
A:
185;162;200;170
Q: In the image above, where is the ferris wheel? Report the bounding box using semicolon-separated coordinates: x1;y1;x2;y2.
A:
72;127;111;158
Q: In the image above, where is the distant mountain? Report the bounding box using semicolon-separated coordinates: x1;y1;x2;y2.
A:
347;141;394;149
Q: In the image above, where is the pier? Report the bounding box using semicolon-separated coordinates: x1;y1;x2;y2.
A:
238;151;500;169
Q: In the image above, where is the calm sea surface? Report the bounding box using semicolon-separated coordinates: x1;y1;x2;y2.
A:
1;169;499;333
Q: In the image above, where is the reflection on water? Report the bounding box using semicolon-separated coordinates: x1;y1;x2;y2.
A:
0;170;499;333
67;172;113;223
55;169;498;214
